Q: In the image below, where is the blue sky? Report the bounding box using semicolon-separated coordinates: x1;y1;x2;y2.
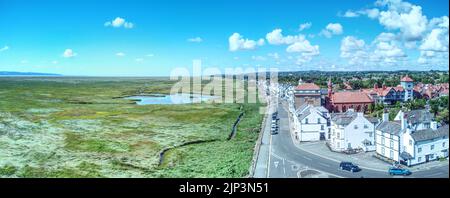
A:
0;0;448;76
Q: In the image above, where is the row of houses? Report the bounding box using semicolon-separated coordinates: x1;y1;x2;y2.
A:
292;93;449;166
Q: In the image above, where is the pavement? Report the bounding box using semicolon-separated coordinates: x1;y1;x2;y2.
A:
253;92;449;178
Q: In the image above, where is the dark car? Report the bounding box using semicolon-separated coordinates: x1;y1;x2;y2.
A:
339;162;361;173
388;168;412;176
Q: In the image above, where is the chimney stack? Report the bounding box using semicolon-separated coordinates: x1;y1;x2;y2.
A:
401;112;408;130
382;109;389;122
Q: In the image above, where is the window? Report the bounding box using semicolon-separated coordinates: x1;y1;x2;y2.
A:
390;150;394;159
321;125;324;130
354;125;358;129
317;118;321;124
337;132;340;139
390;134;393;139
305;118;308;124
390;140;394;148
430;154;434;159
369;133;373;137
381;138;385;145
424;123;430;129
364;124;368;129
431;145;434;150
418;157;422;162
381;147;385;155
403;146;406;151
409;140;412;146
443;142;446;147
418;147;422;153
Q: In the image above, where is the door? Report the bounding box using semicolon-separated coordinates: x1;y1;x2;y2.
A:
320;133;325;140
348;143;352;149
425;155;430;162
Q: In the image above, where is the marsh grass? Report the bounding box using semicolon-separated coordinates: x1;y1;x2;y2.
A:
0;77;264;178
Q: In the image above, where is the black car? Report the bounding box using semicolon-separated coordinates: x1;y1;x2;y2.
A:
339;162;361;172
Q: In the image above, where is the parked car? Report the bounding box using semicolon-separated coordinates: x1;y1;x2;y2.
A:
388;168;412;176
339;162;361;172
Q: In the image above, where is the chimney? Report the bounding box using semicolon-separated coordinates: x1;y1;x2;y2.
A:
374;83;378;90
431;121;438;130
401;112;408;130
383;84;387;90
382;110;389;122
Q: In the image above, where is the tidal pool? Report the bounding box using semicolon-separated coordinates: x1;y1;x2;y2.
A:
125;93;219;105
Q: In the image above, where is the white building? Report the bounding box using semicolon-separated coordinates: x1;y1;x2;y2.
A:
295;104;330;142
376;113;402;162
376;109;449;166
401;125;449;166
329;109;378;152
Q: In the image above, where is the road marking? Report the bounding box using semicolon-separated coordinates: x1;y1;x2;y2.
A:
318;162;331;167
426;172;443;177
274;161;279;168
302;156;312;161
267;103;274;178
283;158;286;175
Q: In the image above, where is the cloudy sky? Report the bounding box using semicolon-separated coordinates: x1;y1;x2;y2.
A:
0;0;448;76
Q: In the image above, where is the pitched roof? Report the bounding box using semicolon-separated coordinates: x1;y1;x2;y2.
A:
376;121;402;135
331;111;357;126
295;83;320;90
332;91;373;103
411;125;449;142
401;75;414;82
404;109;433;124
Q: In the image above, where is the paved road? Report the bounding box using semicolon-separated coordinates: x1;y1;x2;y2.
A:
261;99;449;178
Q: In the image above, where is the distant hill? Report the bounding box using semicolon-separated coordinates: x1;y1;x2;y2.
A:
0;71;62;76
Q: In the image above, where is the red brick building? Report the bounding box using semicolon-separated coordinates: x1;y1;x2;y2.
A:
326;79;374;113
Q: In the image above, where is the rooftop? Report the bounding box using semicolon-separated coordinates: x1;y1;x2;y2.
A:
376;121;402;135
401;75;414;82
411;125;449;142
295;83;320;91
332;91;373;104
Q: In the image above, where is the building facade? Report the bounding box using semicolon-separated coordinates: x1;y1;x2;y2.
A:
295;104;330;142
328;110;378;152
294;82;322;109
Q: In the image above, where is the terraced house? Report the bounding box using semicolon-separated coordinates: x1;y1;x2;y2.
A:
328;109;379;152
376;109;449;166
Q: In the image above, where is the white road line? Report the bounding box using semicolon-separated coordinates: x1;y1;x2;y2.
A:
318;162;331;167
267;104;274;178
303;156;312;161
426;172;443;177
283;158;286;175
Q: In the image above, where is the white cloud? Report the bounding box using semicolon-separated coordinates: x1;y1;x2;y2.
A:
52;60;58;64
374;41;406;58
320;23;343;38
251;55;267;61
146;54;154;57
135;58;144;62
267;52;280;59
62;49;77;58
374;32;397;42
0;45;9;52
343;10;359;18
116;52;126;57
299;22;312;31
419;29;448;52
266;29;305;45
340;36;368;65
104;17;134;29
228;33;264;51
340;9;379;19
286;40;320;56
187;37;203;42
20;60;28;64
378;4;427;41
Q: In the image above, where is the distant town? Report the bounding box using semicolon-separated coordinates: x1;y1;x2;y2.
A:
254;70;449;178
